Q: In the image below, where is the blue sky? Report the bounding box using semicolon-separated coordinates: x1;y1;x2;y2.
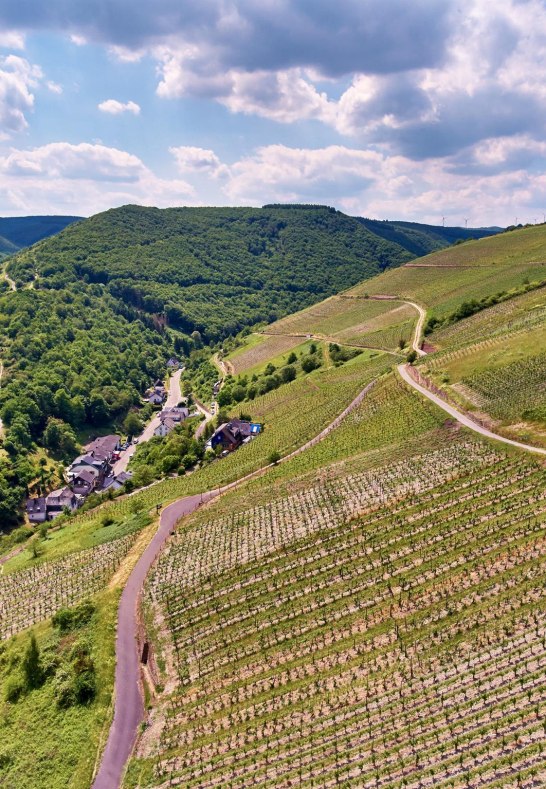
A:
1;0;546;225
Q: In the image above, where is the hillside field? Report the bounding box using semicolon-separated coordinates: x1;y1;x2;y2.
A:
0;221;545;789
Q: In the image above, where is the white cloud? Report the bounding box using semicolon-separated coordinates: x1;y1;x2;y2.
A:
210;143;546;227
0;55;42;138
0;31;25;50
0;141;195;215
169;146;225;176
220;69;335;124
46;80;62;94
98;99;141;115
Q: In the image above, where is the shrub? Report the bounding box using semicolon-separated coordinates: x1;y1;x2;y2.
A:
22;633;43;690
4;674;24;703
52;600;95;634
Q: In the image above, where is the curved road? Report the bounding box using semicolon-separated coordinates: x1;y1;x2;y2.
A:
91;491;217;789
92;376;379;788
405;301;427;356
398;363;546;457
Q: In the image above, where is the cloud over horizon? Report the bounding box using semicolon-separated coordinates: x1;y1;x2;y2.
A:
0;0;545;225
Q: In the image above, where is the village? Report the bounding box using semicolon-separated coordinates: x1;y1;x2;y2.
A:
26;357;261;523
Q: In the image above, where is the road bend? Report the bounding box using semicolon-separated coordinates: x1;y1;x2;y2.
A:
398;363;546;457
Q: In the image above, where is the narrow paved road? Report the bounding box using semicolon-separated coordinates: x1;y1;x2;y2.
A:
91;491;218;789
112;370;182;475
398;363;546;456
193;395;215;440
92;375;380;788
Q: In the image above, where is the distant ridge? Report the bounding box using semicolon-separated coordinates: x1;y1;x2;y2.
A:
356;217;501;258
0;215;82;251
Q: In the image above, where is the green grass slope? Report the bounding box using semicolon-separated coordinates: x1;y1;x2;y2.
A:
348;223;546;318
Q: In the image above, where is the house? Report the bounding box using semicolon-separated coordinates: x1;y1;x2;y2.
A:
159;406;189;423
84;435;120;461
229;419;253;439
111;471;133;490
68;452;108;484
211;419;252;452
154;417;177;437
148;391;165;406
26;497;47;524
70;468;97;496
167;357;179;368
45;487;80;519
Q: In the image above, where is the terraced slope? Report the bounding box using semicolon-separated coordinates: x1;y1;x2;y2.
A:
228;296;416;374
421;288;546;448
347;225;546;318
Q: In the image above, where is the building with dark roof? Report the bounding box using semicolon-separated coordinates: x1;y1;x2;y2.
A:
26;497;47;523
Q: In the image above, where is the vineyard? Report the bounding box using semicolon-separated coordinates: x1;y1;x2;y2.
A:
4;220;546;789
0;531;138;639
336;316;416;351
462;352;546;423
261;296;398;338
228;334;305;376
125;436;546;788
348;262;546;318
429;285;546;350
241;296;420;354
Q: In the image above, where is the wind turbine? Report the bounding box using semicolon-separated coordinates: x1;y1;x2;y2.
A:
464;218;469;229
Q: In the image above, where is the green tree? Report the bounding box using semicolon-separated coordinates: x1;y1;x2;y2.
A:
42;417;79;458
87;393;110;426
281;365;297;383
22;633;43;690
123;411;143;437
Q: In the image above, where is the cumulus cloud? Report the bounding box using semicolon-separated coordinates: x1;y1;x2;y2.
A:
0;31;24;49
0;141;195;215
169;146;225;176
0;1;451;74
0;54;42;137
224;145;384;203
98;98;140;115
203;143;546;227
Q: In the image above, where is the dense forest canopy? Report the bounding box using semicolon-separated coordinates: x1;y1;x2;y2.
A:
7;205;415;341
356;218;500;258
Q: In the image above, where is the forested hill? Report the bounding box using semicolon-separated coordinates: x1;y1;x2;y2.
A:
356;217;501;258
0;203;500;526
0;215;82;252
0;203;416;526
0;234;19;256
7;204;414;340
